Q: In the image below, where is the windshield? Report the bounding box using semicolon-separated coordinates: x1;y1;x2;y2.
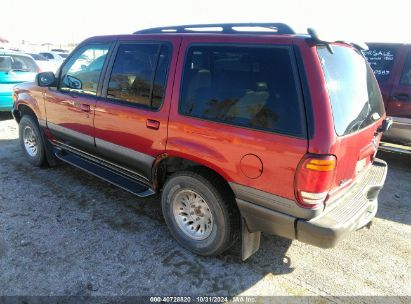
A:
317;45;385;136
0;54;38;72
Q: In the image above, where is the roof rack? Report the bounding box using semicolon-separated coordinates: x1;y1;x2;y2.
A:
134;23;295;35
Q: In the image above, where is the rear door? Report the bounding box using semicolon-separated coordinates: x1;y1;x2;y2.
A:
317;45;386;191
93;36;178;181
167;37;308;200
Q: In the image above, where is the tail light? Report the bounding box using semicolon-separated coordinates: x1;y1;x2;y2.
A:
295;154;336;208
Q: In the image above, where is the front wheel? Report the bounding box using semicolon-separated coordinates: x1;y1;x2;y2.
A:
161;170;239;256
19;115;46;167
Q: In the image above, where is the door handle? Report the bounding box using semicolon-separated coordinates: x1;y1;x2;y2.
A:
80;104;91;112
146;119;160;130
73;101;91;112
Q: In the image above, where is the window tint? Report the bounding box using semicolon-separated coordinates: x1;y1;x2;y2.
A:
180;45;304;136
59;44;110;95
363;47;396;82
107;43;170;110
318;46;385;136
400;52;411;86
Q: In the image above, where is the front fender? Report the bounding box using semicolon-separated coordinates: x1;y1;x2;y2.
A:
13;82;46;123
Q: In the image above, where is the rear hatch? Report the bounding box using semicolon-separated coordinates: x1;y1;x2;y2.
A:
316;44;386;198
0;54;38;94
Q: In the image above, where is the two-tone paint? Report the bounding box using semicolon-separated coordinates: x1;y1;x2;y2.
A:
14;33;385;221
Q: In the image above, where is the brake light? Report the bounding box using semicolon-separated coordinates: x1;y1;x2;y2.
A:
295;154;336;208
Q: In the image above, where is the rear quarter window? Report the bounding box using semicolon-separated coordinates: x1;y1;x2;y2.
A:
362;46;397;83
179;45;305;137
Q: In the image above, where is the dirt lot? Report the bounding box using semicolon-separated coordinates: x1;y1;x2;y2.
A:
0;113;410;298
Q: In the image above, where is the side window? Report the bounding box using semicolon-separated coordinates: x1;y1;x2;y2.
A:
363;47;397;82
399;52;411;86
107;43;171;110
59;44;110;96
179;45;304;137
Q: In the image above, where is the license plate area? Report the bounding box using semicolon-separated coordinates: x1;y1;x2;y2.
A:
355;158;367;174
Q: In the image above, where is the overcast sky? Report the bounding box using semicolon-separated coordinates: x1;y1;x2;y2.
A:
1;0;410;44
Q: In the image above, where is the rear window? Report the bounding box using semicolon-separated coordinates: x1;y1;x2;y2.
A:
179;45;305;137
362;46;396;82
39;53;53;60
317;45;385;136
400;51;411;86
0;54;37;72
29;53;48;61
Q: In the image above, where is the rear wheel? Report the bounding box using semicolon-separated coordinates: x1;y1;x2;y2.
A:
19;115;46;167
161;169;239;256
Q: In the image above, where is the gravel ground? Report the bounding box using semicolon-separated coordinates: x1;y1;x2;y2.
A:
0;113;410;299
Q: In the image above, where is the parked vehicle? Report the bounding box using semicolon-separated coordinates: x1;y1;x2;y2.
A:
12;23;390;259
27;53;59;73
0;50;39;111
56;53;69;59
363;43;411;146
39;51;65;65
51;48;69;53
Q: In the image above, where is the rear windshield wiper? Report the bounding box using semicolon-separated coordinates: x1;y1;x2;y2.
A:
344;101;372;134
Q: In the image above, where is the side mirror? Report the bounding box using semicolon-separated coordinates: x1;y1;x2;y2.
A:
37;72;56;87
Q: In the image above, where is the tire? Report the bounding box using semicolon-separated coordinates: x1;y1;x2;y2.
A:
19;115;47;167
161;169;239;256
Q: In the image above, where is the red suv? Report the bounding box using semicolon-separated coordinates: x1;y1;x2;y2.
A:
12;24;389;260
364;43;411;147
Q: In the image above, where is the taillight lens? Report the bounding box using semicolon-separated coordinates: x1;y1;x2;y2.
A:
295;154;336;208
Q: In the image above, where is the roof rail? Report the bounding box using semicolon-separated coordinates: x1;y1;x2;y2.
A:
134;23;295;35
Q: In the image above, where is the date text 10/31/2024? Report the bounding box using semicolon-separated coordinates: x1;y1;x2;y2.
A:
149;296;257;303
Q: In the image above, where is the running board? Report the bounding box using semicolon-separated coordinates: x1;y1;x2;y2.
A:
54;149;155;198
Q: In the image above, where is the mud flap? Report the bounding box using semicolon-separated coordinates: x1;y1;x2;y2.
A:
241;217;261;261
39;128;59;167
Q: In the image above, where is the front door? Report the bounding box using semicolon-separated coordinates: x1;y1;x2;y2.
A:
44;43;112;151
93;37;178;181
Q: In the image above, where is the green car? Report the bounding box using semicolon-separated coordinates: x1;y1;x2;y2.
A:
0;50;39;111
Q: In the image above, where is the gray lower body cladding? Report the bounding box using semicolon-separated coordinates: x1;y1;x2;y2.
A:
233;158;388;248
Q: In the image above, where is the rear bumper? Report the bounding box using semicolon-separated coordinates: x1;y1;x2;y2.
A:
237;159;388;248
382;117;411;146
0;93;13;111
